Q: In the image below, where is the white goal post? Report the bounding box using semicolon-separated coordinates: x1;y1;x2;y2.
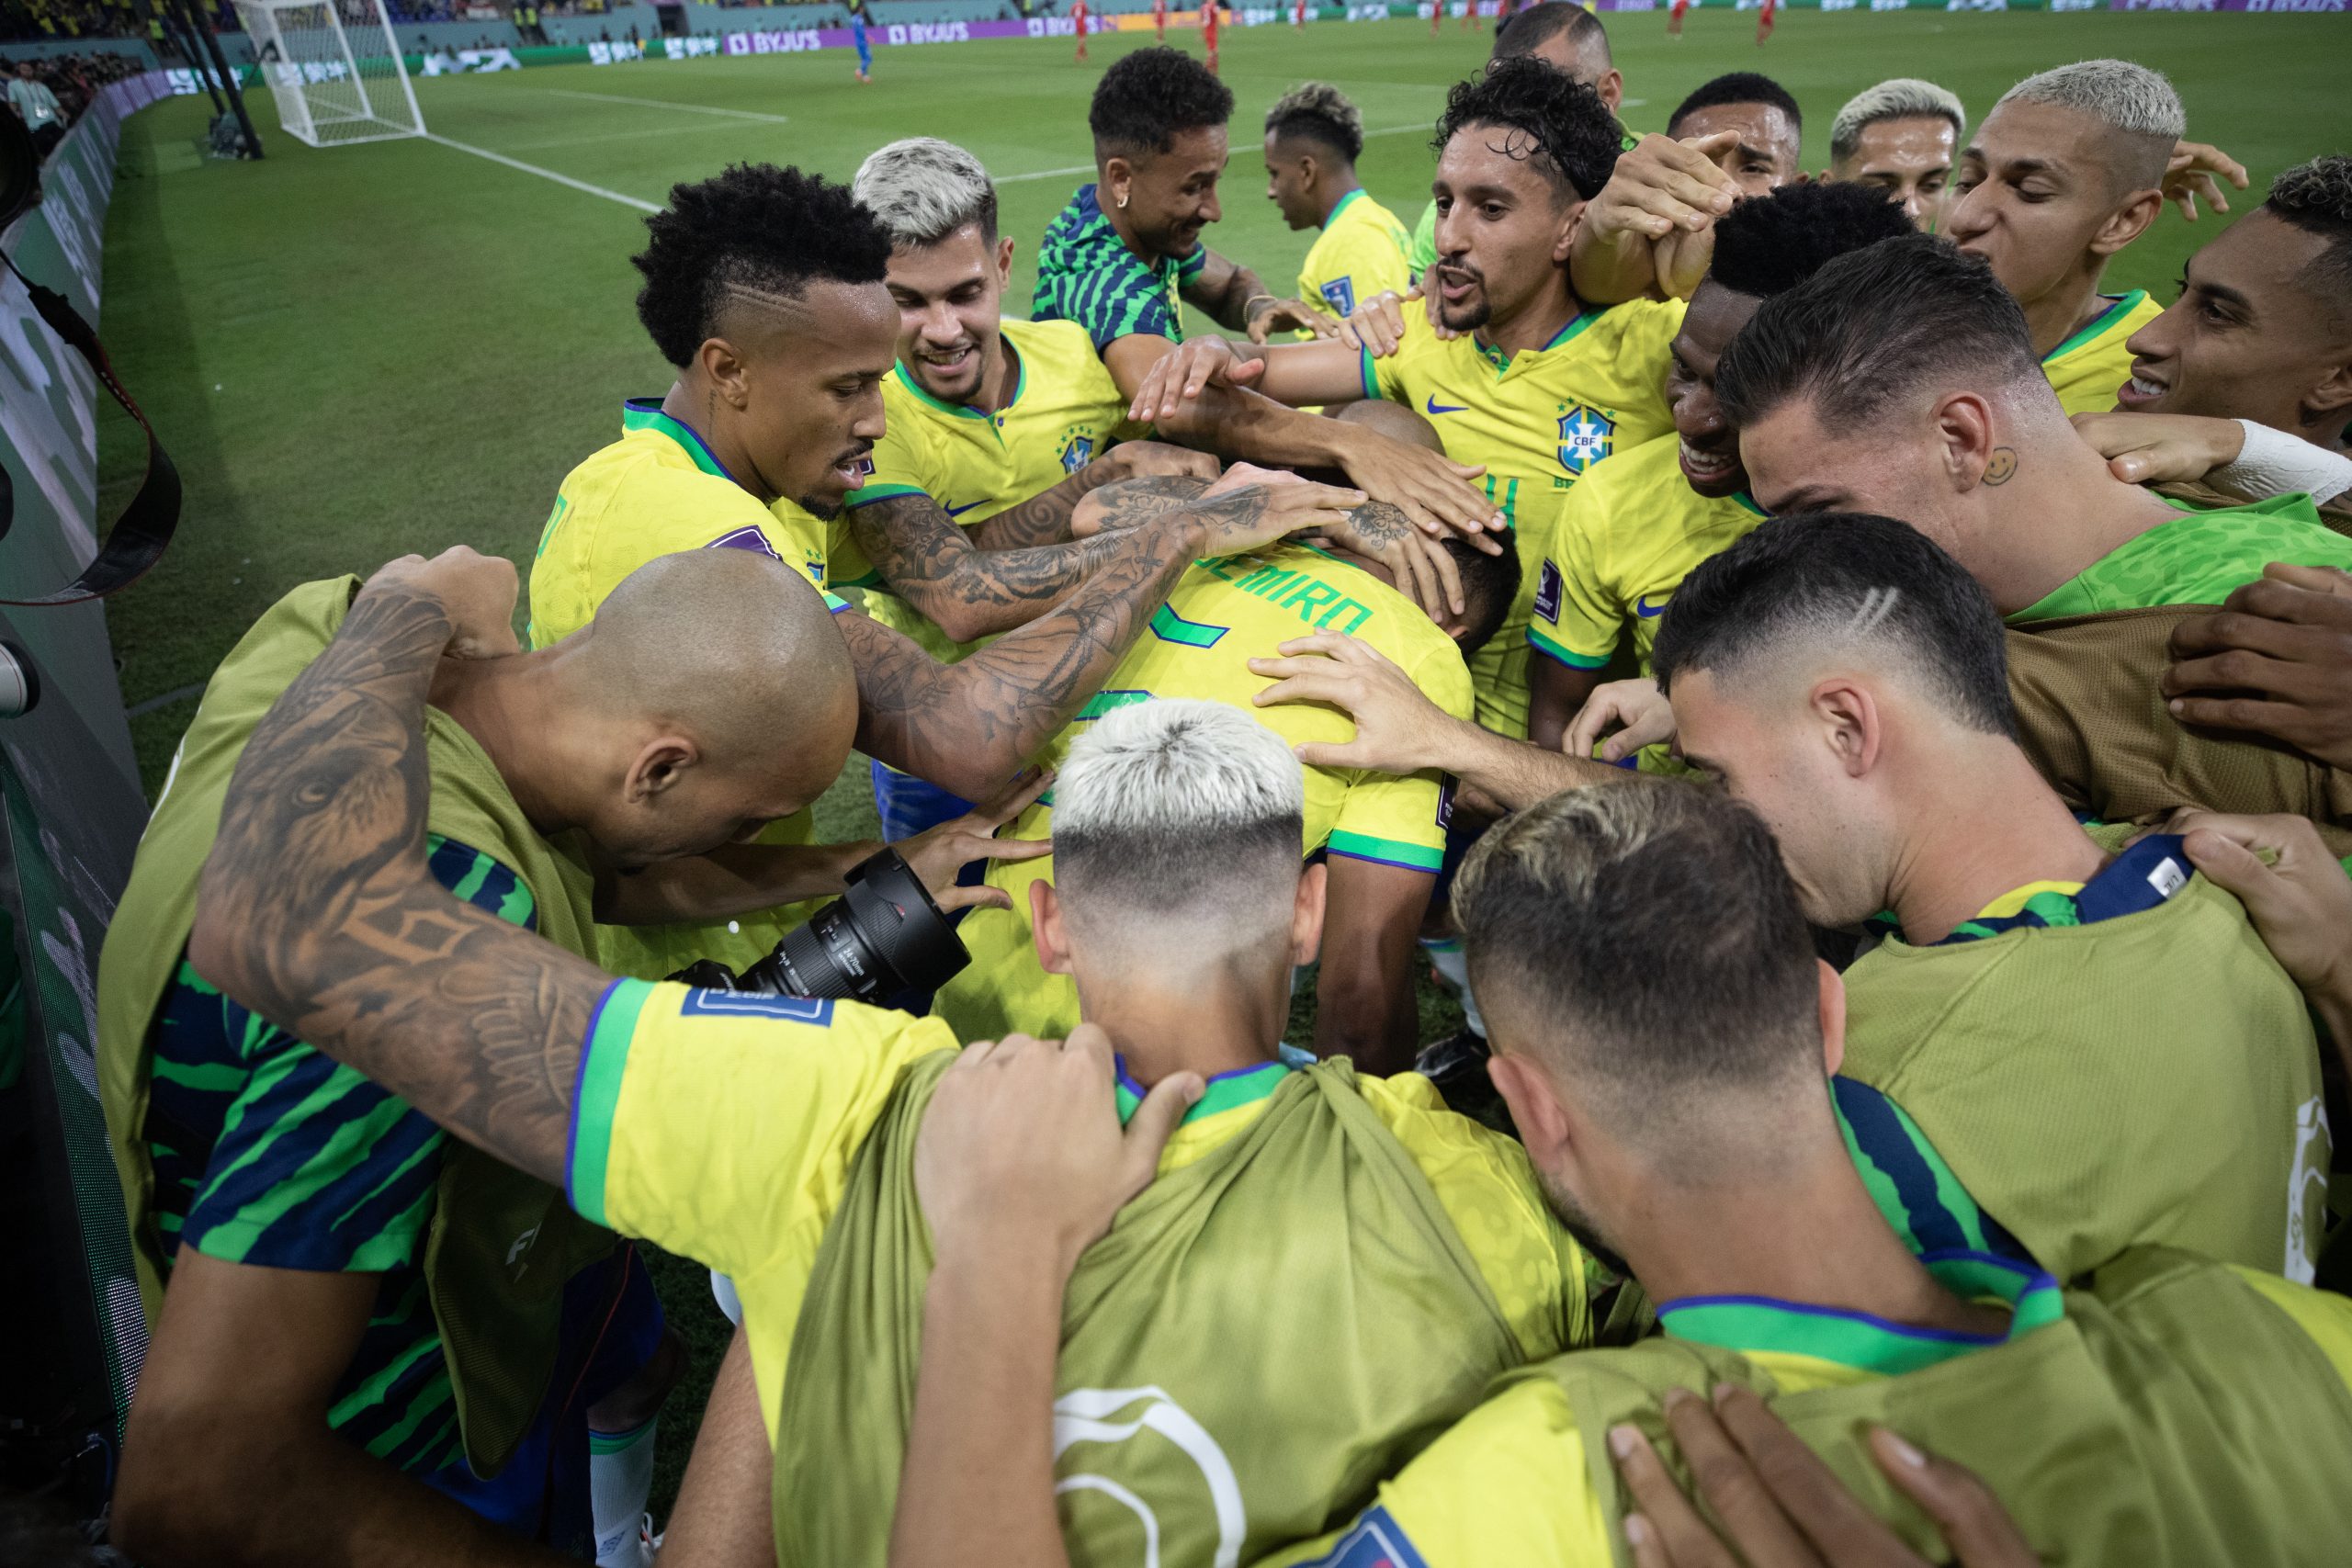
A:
230;0;427;148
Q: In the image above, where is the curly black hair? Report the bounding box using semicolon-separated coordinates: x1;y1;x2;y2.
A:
1432;54;1622;201
631;163;892;368
2266;153;2352;313
1709;180;1913;299
1090;47;1235;160
1668;71;1801;138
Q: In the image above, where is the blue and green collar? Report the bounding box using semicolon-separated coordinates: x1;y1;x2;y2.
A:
1114;1055;1291;1127
1657;1249;2063;1377
623;398;736;483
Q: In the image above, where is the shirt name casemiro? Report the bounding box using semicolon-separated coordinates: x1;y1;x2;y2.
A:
1196;555;1377;634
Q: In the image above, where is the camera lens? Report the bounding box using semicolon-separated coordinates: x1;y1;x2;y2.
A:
737;847;969;1003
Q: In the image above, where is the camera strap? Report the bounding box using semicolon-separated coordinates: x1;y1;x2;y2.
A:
0;251;182;606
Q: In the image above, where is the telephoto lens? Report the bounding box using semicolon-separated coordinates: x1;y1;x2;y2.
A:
733;846;971;1003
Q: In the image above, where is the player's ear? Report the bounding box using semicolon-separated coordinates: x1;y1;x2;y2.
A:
1032;880;1075;975
1103;156;1135;211
1291;862;1328;968
1811;677;1881;780
699;336;752;409
1933;389;2001;491
625;736;698;804
2092;185;2164;257
1550;196;1588;266
994;235;1016;288
2307;355;2352;427
1597;69;1623;113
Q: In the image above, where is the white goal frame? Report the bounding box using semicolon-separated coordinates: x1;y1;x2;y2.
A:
231;0;426;148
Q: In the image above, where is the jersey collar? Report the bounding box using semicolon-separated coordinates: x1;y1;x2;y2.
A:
1936;832;2191;947
1657;1250;2063;1378
1115;1055;1292;1127
1325;186;1367;228
2042;289;2148;364
622;399;737;483
1474;304;1602;374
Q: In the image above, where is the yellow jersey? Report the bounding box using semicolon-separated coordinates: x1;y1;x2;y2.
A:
835;317;1135;661
567;978;1589;1439
2041;289;2161;418
1266;1258;2352;1567
528;399;839;650
934;541;1473;1043
1360;300;1680;736
1526;434;1768;676
1299;188;1416;322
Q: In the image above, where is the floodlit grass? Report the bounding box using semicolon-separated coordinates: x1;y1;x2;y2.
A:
87;7;2352;1519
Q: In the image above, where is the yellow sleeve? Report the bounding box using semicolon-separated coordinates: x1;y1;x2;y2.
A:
1326;642;1470;874
1255;1380;1605;1568
1362;309;1429;404
2230;1266;2352;1393
1527;473;1622;672
566;978;957;1280
1357;1072;1591;1360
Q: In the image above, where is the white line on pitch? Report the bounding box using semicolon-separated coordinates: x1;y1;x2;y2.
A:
424;132;661;211
995;161;1098;186
499;120;755;153
534;87;793;123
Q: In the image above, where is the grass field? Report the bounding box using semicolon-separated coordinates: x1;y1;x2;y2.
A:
83;6;2352;1522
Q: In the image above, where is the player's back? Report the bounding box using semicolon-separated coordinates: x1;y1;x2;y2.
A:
935;542;1472;1043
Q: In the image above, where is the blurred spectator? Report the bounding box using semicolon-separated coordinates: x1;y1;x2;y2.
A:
8;57;64;153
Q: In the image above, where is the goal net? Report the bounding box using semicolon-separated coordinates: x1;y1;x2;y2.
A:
231;0;426;148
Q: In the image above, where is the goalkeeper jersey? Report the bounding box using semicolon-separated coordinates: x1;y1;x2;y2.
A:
2009;491;2352;623
1358;302;1679;736
565;982;1589;1444
2041;289;2161;418
933;541;1473;1044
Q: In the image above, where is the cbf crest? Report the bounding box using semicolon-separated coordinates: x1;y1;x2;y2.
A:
1557;406;1615;477
1062;434;1095;474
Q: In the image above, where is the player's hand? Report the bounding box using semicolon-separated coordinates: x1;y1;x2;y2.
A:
1566;678;1676;764
2163;138;2248;223
362;546;520;660
1249;631;1474;775
1247;296;1340;343
1588;131;1739;246
2071;410;2246;486
1307;500;1467;618
914;1025;1200;1279
1609;1384;2037;1568
2165;810;2351;1009
1129;336;1261;423
1189;468;1368;557
1087;439;1224;485
1330;423;1502;541
893;768;1055;915
2164;562;2352;769
1338;287;1422;355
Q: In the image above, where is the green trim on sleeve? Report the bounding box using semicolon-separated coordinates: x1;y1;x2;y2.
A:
1527;622;1611;670
843;483;928;510
1359;346;1383;403
1327;830;1445;873
566;978;655;1228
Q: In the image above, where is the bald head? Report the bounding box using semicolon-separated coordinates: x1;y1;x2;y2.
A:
578;549;858;772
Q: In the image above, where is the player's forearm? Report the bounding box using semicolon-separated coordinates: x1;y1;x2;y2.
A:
597;840;876;926
905;528;1162;644
115;1418;566;1568
188;581;608;1190
969;469;1101;551
1527;661;1608;754
657;1329;778;1568
847;518;1208;799
1158;380;1354;470
1183;256;1271;333
1568;220;1663;308
1443;724;1627;812
888;1237;1074;1568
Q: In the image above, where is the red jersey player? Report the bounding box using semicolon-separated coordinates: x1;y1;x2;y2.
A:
1153;0;1167;38
1203;0;1219;73
1756;0;1776;43
1072;0;1088;61
1668;0;1688;34
1293;0;1306;29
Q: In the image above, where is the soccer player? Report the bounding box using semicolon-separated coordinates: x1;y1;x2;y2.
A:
531;163;1363;976
1070;0;1086;62
1715;234;2352;846
1407;2;1624;277
1030;49;1500;539
1203;0;1220;72
185;605;1602;1568
1946;60;2180;417
937;446;1522;1070
1134;60;1680;739
1666;0;1686;38
1826;76;1967;231
886;779;2352;1568
99;548;972;1568
1262;83;1416;324
1666;72;1803;198
2113;155;2352;455
850;0;871;81
1154;0;1167;40
1524;181;1914;751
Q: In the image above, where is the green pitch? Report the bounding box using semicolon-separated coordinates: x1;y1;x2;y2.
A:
86;8;2351;1517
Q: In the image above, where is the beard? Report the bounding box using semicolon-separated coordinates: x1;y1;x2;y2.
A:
1535;1165;1632;1281
793;491;844;521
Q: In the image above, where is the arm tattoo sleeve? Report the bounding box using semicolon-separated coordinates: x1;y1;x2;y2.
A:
190;584;612;1188
849;492;1144;644
967;469;1100;551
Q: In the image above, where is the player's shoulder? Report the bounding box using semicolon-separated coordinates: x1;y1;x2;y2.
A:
1568;431;1682;518
1005;316;1124;400
1578;295;1688;353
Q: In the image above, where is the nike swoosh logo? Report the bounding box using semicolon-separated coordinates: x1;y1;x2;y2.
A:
944;501;984;518
1635;595;1670;618
1424;395;1468;415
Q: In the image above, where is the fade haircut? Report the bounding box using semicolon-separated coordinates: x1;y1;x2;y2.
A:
2265;154;2352;324
1091;46;1235;161
1650;513;2016;739
1454;779;1823;1144
1708;180;1916;299
1266;82;1364;164
1829;78;1966;165
853;137;1000;249
632;164;891;368
1714;233;2041;430
1491;1;1609;69
1668;72;1802;140
1434;55;1623;202
1052;700;1304;955
1995;59;2184;196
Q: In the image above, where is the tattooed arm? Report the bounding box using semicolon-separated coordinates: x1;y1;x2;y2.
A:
188;563;613;1189
844;477;1363;800
967;441;1223;552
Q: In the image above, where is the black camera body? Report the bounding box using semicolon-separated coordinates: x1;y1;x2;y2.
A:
672;847;970;1004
